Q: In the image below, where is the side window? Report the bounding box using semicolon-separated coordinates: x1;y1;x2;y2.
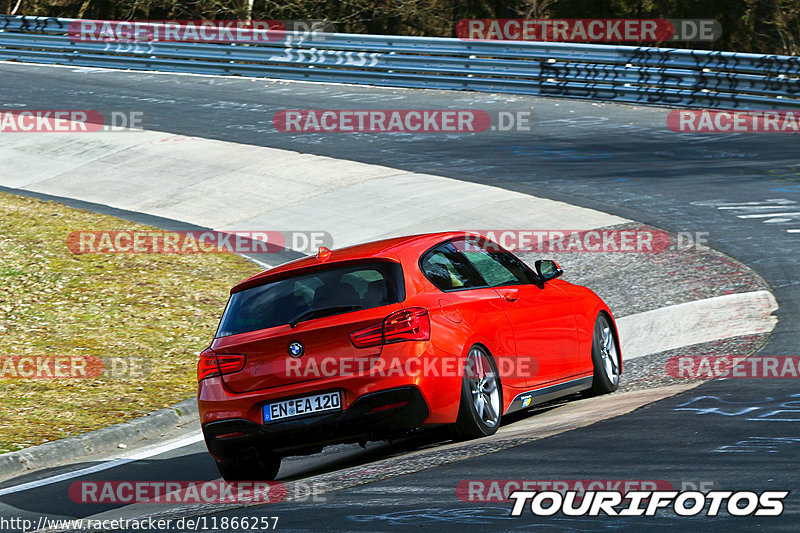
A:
453;238;535;287
420;244;486;291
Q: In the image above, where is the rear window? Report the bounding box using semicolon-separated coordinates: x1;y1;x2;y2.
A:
216;261;404;337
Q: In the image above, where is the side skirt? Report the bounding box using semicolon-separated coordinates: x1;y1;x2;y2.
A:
505;376;593;415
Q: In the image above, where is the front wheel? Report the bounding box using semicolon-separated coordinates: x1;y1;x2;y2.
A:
589;313;621;395
449;345;502;440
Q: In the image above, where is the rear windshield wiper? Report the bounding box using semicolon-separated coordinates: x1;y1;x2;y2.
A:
288;305;363;328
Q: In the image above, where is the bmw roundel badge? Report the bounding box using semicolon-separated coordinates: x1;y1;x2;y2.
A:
288;341;305;358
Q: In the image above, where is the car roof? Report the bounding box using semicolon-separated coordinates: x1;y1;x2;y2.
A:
231;231;471;293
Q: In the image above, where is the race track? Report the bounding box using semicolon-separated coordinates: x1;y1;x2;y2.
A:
0;62;798;531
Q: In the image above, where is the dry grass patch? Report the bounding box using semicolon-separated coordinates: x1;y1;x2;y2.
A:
0;192;260;453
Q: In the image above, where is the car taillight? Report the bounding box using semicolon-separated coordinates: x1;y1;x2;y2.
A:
350;307;430;348
197;349;246;381
384;307;430;343
349;323;383;348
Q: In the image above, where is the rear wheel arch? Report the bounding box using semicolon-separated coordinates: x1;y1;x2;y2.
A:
449;343;503;440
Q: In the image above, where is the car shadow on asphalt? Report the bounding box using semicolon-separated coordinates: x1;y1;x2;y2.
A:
278;393;581;482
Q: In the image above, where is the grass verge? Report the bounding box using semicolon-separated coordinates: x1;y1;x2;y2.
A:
0;192;260;453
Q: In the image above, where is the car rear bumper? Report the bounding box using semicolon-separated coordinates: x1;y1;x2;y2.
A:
198;340;463;430
203;386;429;458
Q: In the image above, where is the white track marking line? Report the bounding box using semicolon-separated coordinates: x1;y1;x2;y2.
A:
719;205;799;210
0;432;203;496
705;200;796;207
737;212;800;218
617;290;778;361
243;255;274;269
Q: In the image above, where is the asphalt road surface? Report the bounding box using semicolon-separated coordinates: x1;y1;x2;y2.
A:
1;63;798;531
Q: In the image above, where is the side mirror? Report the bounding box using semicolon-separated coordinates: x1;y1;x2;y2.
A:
534;259;563;281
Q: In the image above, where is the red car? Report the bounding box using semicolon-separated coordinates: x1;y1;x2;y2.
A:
198;232;621;480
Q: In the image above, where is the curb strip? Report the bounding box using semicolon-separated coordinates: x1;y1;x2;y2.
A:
0;397;198;480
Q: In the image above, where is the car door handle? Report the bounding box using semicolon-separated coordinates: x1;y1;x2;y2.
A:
501;289;520;302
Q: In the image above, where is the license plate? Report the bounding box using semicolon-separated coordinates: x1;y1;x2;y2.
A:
263;391;341;423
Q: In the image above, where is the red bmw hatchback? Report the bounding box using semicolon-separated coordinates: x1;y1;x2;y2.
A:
198;232;621;480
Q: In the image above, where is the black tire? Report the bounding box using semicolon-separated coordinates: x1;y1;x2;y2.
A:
449;345;502;440
588;313;621;395
215;450;281;482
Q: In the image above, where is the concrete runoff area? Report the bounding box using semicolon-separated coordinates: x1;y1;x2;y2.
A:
0;128;627;246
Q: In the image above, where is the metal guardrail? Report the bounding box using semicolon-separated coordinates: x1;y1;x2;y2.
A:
2;15;800;108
